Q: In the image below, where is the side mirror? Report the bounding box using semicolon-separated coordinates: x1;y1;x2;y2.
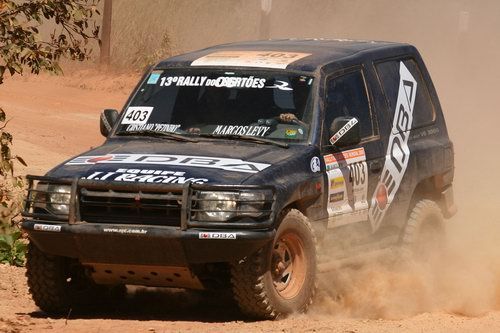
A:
329;116;361;147
100;109;119;137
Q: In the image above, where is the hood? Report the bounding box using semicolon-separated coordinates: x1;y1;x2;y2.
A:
46;138;314;186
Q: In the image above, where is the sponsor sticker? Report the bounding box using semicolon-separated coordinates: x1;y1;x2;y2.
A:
103;228;147;234
34;224;62;232
374;183;388;210
147;71;162;84
212;125;270;137
67;154;271;174
324;147;369;227
158;75;266;89
369;61;417;232
324;147;366;170
198;232;237;240
329;192;344;203
85;168;209;184
310;156;321;173
121;106;153;125
329;118;359;145
191;51;312;69
324;154;337;168
266;80;293;91
285;129;297;138
330;177;344;189
125;123;181;133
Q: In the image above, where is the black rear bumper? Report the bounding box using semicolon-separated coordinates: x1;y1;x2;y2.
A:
22;220;275;266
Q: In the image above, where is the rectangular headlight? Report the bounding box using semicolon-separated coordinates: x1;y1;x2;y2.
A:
239;191;266;217
195;190;271;222
31;184;71;216
196;191;238;222
47;185;71;215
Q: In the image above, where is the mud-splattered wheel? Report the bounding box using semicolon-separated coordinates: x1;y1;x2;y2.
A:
231;209;317;319
402;199;446;261
26;242;125;314
271;233;307;299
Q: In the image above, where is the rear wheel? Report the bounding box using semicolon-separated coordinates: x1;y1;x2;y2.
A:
402;199;446;261
26;242;125;314
230;209;317;319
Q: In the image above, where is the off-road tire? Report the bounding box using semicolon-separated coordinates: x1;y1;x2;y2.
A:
26;242;124;314
402;199;446;261
230;209;318;319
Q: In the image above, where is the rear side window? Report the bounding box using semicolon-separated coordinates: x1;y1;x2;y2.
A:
325;70;375;139
375;59;435;129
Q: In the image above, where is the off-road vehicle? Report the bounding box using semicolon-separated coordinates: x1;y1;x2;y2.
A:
22;39;456;319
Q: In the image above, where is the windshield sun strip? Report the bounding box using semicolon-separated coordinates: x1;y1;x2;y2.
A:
112;69;316;144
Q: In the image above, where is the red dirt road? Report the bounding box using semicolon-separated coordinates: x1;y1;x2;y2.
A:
0;72;134;175
0;72;499;333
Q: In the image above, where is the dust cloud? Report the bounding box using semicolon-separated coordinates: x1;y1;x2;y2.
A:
264;0;500;320
311;218;500;319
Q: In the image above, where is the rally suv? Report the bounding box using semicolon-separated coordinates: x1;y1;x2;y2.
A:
22;39;456;319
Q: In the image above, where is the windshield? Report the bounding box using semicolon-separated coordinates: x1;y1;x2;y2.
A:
115;69;314;142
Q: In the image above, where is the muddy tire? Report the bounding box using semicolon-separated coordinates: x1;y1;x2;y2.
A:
402;199;446;261
26;242;124;314
230;209;317;319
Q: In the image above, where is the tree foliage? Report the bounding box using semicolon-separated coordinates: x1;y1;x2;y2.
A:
0;0;101;265
0;0;100;83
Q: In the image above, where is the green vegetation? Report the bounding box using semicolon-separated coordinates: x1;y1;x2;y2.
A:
0;229;26;266
0;0;100;266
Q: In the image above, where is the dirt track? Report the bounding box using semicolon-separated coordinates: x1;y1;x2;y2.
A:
0;72;499;332
0;71;135;175
1;261;499;333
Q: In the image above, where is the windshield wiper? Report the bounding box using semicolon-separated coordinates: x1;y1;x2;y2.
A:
197;134;289;148
116;130;199;142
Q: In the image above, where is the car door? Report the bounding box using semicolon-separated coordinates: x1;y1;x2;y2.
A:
369;57;440;235
321;68;386;242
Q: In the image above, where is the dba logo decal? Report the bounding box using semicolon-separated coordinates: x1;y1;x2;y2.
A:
310;156;321;173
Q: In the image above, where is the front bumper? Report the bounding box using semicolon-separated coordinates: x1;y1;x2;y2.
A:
22;220;275;265
22;175;277;266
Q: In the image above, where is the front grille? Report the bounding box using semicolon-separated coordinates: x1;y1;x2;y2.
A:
79;188;183;226
23;175;276;230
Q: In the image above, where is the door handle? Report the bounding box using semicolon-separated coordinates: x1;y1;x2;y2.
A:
369;160;383;173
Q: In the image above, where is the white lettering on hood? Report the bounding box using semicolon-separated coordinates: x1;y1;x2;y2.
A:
66;154;271;174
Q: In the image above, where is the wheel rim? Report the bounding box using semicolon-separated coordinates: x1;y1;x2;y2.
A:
271;232;307;299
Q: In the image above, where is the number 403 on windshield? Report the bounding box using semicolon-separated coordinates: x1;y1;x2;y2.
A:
121;107;154;125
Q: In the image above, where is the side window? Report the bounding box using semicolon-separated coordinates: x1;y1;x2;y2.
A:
375;58;436;129
325;70;375;140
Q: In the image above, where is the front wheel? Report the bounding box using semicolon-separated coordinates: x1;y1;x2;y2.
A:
230;209;317;319
26;242;125;314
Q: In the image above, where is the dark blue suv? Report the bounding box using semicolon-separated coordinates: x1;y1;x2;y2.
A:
22;39;456;319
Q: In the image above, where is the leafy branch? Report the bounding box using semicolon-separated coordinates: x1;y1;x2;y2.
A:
0;0;100;83
0;0;101;265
